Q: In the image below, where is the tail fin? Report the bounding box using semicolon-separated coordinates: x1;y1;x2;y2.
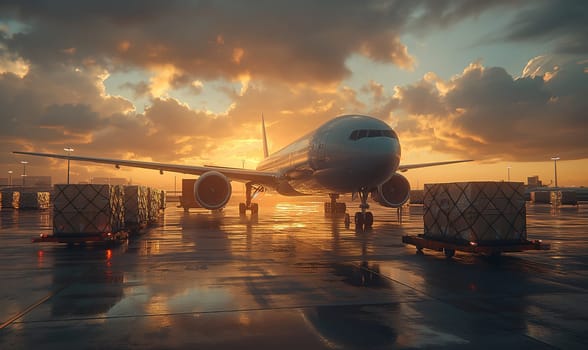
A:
261;113;269;159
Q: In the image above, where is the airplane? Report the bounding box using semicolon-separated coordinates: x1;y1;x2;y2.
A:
14;114;471;230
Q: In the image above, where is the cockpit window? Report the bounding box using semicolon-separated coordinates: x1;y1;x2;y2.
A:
349;129;397;141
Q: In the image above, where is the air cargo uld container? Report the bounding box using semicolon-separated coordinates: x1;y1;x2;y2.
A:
551;190;578;206
1;191;20;209
423;182;526;245
52;184;125;237
409;190;424;204
147;187;163;222
530;191;551;204
19;192;50;210
159;189;167;210
180;178;202;211
124;185;149;231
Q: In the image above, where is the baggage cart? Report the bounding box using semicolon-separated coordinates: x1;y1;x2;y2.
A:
33;231;128;246
402;234;550;258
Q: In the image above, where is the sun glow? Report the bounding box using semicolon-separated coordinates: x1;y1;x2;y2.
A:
0;55;29;78
149;64;181;97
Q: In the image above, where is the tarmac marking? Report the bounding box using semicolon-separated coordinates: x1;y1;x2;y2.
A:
11;301;401;324
1;295;52;330
0;285;69;330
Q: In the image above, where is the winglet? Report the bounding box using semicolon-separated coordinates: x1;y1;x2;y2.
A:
261;113;269;159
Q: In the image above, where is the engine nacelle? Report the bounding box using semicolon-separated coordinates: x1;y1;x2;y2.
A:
194;171;232;210
371;173;410;208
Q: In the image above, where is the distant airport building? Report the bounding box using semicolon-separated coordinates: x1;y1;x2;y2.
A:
1;175;52;190
26;176;52;187
90;177;128;185
527;176;543;188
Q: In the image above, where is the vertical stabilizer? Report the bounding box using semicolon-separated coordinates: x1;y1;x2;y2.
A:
261;113;269;159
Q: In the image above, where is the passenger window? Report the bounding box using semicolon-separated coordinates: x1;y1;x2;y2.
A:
358;130;368;139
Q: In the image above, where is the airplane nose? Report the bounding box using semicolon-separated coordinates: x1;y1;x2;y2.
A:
316;135;400;192
368;139;399;173
347;138;400;187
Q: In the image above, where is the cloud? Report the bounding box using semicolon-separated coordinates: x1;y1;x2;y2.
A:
394;77;446;116
120;81;150;99
499;0;588;54
392;58;588;161
1;1;587;184
0;59;233;171
40;103;105;134
0;50;377;178
0;0;529;86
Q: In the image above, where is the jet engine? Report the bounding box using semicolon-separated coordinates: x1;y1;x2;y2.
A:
194;171;232;210
371;173;410;208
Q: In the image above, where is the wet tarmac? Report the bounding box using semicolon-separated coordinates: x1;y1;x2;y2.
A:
0;196;587;349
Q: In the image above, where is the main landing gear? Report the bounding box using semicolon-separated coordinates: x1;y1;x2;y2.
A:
239;182;263;216
324;194;346;215
324;191;373;231
354;188;373;231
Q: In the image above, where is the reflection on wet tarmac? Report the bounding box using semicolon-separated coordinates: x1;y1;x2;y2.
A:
303;304;398;348
1;197;587;349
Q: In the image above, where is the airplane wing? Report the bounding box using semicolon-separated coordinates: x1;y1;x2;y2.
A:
13;151;279;186
397;159;473;172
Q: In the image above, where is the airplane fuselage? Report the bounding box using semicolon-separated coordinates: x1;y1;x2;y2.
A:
256;115;401;195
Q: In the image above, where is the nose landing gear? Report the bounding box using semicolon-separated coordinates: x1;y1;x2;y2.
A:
354;189;373;231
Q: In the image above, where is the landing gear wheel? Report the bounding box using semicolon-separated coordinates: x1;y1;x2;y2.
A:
239;203;246;216
364;212;373;229
251;203;259;215
444;248;455;258
354;212;365;231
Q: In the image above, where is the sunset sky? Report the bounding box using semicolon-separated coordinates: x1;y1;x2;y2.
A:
1;0;587;190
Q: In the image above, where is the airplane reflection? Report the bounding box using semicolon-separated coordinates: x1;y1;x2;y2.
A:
303;304;399;348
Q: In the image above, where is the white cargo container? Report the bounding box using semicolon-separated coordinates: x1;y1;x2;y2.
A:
423;182;526;244
53;184;125;236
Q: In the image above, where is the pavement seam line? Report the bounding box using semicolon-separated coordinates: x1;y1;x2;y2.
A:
0;293;54;330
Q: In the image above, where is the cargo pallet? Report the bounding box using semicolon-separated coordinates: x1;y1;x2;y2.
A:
32;231;129;245
125;222;148;234
402;234;550;258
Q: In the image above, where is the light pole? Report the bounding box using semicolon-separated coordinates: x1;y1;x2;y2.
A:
7;170;12;187
507;166;511;182
20;160;28;187
551;156;560;188
64;147;74;184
